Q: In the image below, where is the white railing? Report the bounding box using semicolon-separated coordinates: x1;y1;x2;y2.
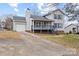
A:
31;25;53;30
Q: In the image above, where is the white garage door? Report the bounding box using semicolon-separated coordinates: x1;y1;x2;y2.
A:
15;24;26;32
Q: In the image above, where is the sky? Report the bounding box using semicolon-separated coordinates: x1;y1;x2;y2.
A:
0;3;65;17
0;3;78;26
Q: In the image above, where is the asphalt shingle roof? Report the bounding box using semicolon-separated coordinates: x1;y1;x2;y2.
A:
31;15;53;21
12;16;26;21
10;15;53;22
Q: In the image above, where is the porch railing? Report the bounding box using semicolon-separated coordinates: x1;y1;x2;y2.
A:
31;25;54;30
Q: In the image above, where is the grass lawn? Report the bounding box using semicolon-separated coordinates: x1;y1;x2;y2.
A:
36;33;79;50
0;31;22;39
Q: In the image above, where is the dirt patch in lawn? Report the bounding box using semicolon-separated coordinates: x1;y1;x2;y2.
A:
0;31;22;40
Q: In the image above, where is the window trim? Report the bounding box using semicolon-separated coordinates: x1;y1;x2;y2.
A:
54;23;63;28
54;14;62;19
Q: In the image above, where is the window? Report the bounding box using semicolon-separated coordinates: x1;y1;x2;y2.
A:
54;23;63;28
54;14;57;19
72;28;76;33
58;23;63;28
54;14;62;19
58;15;62;19
34;21;40;27
54;23;58;28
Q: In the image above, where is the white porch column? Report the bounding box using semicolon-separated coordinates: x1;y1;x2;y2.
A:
33;20;34;33
50;22;51;30
42;21;44;29
40;21;42;33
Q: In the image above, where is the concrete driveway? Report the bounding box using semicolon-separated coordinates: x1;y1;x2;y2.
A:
0;32;77;56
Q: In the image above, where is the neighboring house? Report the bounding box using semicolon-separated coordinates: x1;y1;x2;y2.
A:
64;24;79;33
0;21;2;28
64;6;79;34
1;21;5;28
0;21;5;31
5;8;65;33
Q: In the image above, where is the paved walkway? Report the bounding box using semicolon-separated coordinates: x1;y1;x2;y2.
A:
0;32;77;56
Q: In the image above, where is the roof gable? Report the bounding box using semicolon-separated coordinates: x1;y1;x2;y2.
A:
64;24;78;29
43;9;66;17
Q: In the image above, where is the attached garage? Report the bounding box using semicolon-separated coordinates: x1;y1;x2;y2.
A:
9;16;26;32
15;23;26;31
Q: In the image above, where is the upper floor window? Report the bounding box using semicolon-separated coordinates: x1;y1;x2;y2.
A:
54;14;57;19
54;14;62;19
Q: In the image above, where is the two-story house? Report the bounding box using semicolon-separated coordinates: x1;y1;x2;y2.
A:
5;8;65;33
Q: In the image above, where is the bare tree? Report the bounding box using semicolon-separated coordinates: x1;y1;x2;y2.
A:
5;17;13;30
37;3;59;16
63;3;79;21
64;3;78;15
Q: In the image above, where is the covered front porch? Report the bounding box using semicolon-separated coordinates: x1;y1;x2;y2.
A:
31;20;54;33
